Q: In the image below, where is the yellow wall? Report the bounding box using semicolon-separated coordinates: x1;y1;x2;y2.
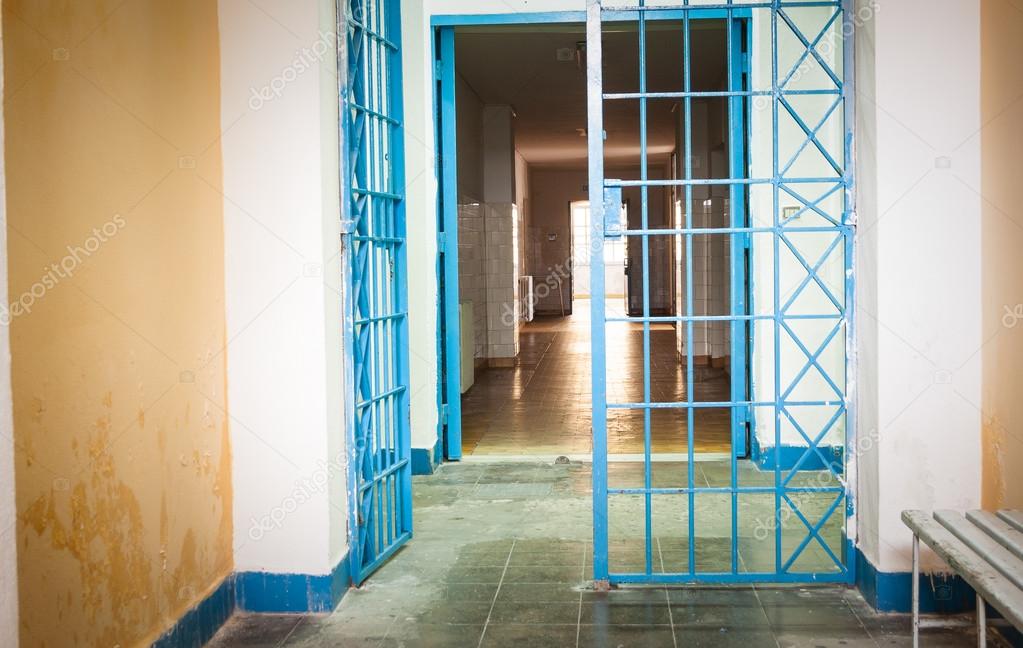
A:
3;1;231;646
981;0;1023;510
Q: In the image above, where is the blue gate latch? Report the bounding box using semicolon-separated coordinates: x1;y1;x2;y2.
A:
603;184;624;239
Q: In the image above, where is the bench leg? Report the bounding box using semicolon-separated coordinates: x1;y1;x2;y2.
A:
977;593;986;648
913;533;920;648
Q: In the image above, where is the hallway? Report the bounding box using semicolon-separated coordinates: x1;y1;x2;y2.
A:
206;462;976;647
461;306;733;457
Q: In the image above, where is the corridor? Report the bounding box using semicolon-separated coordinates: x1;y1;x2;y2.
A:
461;307;733;457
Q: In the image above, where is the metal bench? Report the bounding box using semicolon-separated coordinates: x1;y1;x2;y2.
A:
903;509;1023;647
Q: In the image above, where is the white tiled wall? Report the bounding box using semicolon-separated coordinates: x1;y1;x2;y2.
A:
484;203;519;359
458;199;488;360
457;200;520;362
676;198;731;363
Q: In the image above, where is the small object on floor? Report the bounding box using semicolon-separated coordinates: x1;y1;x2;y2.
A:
555;455;571;465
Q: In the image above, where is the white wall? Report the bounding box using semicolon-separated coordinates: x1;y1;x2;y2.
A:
218;0;347;575
0;16;19;645
856;0;983;573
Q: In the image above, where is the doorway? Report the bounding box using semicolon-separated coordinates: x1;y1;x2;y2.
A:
436;18;751;462
419;0;853;588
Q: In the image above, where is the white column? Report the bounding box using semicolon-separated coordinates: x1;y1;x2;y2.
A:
217;0;347;575
856;0;983;573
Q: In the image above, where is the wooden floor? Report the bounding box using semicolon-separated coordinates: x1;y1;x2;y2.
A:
461;304;733;456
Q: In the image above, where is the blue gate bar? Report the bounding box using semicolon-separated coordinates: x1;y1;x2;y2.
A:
638;1;654;578
607;314;842;324
608;177;842;186
604;89;840;99
726;4;739;573
586;0;610;587
610;486;845;495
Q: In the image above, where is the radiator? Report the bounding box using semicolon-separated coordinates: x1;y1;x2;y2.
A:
518;275;535;323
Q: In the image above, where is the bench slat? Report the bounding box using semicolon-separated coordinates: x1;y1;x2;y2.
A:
902;510;1023;631
935;510;1023;591
966;510;1023;563
997;510;1023;533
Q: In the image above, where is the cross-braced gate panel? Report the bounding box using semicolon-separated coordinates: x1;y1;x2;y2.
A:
587;0;854;585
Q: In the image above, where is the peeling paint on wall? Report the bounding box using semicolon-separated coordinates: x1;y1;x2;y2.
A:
981;0;1023;511
3;0;233;645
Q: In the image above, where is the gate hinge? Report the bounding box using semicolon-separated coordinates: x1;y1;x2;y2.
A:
437;231;448;254
434;59;443;77
440;403;449;426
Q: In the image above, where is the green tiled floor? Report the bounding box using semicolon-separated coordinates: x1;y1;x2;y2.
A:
207;462;984;647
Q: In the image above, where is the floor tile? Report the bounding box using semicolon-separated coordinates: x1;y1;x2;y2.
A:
489;601;581;625
479;624;580;648
577;624;678;647
206;463;983;648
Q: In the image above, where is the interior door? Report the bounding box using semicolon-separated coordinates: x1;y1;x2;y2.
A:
343;0;413;585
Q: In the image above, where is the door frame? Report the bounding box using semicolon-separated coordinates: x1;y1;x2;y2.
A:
430;8;755;466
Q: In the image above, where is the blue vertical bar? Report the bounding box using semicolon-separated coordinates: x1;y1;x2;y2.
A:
386;0;413;544
725;4;739;576
339;0;361;586
587;0;610;586
682;8;696;577
771;0;783;575
438;27;463;461
841;0;857;585
729;18;749;460
638;0;653;579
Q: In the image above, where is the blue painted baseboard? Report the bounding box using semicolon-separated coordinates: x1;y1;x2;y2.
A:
152;575;235;648
855;548;1023;645
411;439;443;475
151;554;352;646
855;547;975;614
750;435;844;473
236;552;352;613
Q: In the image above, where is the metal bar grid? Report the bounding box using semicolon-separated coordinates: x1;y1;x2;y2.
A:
344;0;413;585
588;0;853;585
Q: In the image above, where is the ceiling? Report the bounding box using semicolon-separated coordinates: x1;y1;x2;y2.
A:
455;22;728;169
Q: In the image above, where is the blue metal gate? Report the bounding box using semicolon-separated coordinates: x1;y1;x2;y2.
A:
343;0;413;585
587;0;854;585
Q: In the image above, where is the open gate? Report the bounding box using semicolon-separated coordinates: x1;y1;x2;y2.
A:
342;0;413;585
586;0;855;586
